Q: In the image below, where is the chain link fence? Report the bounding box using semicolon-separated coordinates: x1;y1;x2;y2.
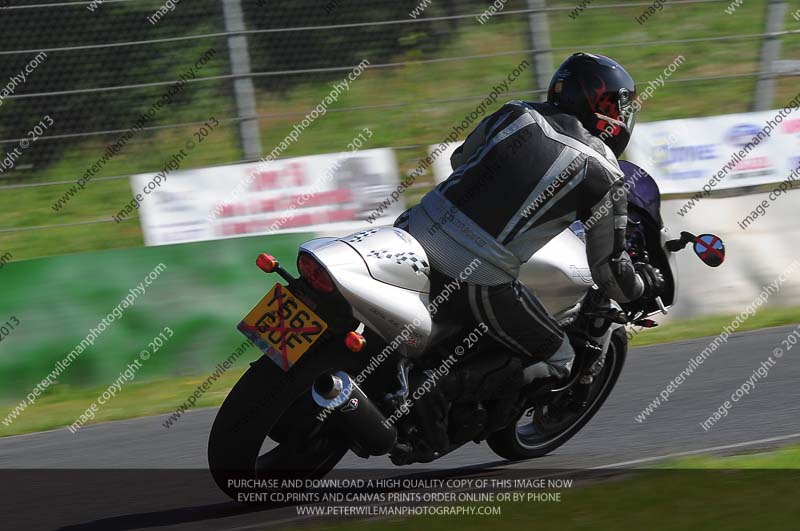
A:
0;0;797;258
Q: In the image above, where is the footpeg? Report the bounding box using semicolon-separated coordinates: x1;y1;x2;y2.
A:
577;340;604;388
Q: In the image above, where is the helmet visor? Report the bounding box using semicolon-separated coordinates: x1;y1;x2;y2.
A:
618;87;637;133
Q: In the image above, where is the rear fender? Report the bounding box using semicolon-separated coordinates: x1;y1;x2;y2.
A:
300;237;433;357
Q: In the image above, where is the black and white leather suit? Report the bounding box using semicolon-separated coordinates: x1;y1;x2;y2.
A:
395;100;644;378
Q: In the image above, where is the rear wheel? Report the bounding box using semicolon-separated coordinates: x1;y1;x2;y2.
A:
487;328;627;460
208;350;358;502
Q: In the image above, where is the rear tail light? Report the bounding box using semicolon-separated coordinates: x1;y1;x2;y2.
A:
298;253;336;293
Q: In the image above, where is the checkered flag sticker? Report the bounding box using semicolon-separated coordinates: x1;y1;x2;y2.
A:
367;249;430;276
346;229;380;243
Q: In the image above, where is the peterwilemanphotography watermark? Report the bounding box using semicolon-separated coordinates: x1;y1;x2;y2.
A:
0;115;54;175
699;324;797;432
2;263;168;428
409;0;433;19
366;60;530;224
634;258;800;424
313;258;483;424
209;59;371;222
476;0;510;24
68;326;173;434
0;52;47;107
112;117;221;224
147;0;181;25
51;48;217;212
737;160;800;230
677;91;800;217
635;0;668;25
162;338;254;428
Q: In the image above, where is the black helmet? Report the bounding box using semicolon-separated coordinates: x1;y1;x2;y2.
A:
547;52;637;157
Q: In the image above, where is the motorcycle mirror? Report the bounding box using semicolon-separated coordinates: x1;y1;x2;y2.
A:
666;231;725;267
692;233;725;267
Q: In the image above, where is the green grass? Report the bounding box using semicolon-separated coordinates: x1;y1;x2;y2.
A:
660;444;800;469
0;368;248;437
0;231;314;436
627;305;800;347
293;446;800;531
3;0;798;260
298;471;800;531
0;231;311;403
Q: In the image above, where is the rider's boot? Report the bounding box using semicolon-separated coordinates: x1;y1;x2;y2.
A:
521;335;575;384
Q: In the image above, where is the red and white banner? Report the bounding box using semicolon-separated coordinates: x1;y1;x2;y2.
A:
132;148;402;246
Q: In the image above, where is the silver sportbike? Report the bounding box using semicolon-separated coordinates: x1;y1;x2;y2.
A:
208;161;725;502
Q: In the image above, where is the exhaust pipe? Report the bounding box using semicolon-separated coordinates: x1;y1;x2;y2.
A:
312;371;397;455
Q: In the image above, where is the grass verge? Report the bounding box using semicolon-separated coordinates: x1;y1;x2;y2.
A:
627;305;800;347
0;367;247;437
294;446;800;531
659;444;800;469
2;307;799;437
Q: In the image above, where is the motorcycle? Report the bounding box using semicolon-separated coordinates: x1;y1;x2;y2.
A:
208;160;725;501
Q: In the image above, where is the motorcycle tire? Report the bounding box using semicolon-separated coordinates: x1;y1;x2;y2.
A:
487;327;627;460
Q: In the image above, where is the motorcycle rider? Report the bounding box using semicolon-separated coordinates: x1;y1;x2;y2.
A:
395;52;664;387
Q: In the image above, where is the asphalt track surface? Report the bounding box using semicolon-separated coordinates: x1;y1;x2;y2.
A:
2;325;799;530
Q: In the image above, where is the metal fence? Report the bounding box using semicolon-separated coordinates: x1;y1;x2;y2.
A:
0;0;797;250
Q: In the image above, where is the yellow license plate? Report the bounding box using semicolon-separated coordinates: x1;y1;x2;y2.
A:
238;284;328;372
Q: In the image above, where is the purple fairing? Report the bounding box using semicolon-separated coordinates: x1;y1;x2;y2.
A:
619;160;663;228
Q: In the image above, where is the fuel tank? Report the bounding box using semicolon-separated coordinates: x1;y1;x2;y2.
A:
520;224;594;315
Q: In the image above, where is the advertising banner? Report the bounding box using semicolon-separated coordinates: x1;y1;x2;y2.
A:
627;108;800;194
433;108;800;195
131;148;402;246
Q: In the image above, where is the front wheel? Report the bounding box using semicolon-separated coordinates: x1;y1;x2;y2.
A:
487;328;627;460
